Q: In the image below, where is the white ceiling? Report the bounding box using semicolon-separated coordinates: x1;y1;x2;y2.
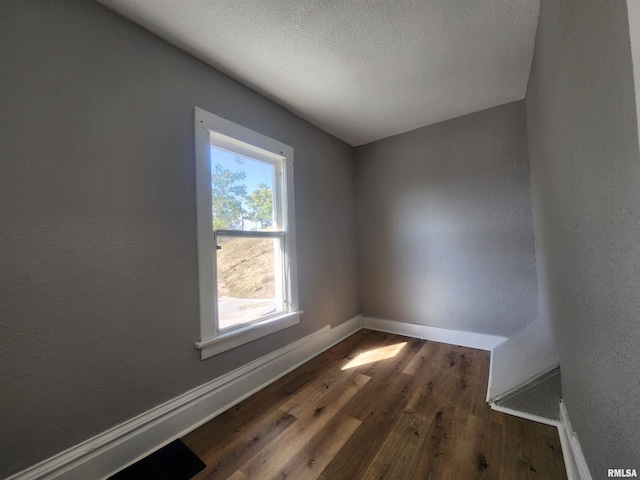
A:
97;0;540;146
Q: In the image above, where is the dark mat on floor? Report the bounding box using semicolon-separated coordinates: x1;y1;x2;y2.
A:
108;439;206;480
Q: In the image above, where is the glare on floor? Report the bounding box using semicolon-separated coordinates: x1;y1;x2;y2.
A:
341;342;407;370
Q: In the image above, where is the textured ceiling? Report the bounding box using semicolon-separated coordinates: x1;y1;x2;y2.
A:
97;0;540;146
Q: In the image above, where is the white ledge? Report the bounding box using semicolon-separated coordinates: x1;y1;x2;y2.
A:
195;311;302;359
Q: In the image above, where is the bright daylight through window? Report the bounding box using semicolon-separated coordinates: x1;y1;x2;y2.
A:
194;108;299;359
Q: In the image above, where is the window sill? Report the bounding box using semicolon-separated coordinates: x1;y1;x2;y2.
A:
195;310;302;360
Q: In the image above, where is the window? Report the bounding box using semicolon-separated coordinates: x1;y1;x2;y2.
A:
194;108;300;359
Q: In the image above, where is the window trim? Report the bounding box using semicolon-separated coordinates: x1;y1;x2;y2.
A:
193;107;300;359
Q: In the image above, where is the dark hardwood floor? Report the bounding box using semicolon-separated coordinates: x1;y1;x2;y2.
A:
182;329;567;479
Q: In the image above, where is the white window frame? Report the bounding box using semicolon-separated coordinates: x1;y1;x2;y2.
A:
194;107;301;360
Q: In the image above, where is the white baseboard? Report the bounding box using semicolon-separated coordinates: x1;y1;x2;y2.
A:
486;350;496;402
7;315;363;480
558;400;593;480
488;402;560;428
361;316;507;351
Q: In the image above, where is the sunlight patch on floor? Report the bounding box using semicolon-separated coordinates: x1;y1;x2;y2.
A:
341;342;407;370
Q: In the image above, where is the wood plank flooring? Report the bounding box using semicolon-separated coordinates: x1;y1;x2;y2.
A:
182;329;567;479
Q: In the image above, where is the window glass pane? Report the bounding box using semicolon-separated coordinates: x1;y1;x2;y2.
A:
216;235;285;332
211;146;277;231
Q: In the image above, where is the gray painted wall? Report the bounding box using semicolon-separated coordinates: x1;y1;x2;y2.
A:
0;1;358;477
355;101;538;337
526;0;640;475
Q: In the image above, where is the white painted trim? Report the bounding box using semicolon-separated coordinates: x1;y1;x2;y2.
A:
194;116;216;342
361;316;507;351
558;400;593;480
486;349;496;402
7;316;363;480
195;310;302;359
195;107;294;160
558;418;581;480
329;315;364;345
488;403;560;428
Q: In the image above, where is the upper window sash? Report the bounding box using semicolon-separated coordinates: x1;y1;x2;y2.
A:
209;137;286;233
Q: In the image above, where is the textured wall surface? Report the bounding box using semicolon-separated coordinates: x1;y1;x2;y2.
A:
0;1;358;477
355;101;538;337
526;0;640;475
97;0;539;146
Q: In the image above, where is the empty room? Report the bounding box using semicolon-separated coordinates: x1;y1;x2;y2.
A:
2;0;640;479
